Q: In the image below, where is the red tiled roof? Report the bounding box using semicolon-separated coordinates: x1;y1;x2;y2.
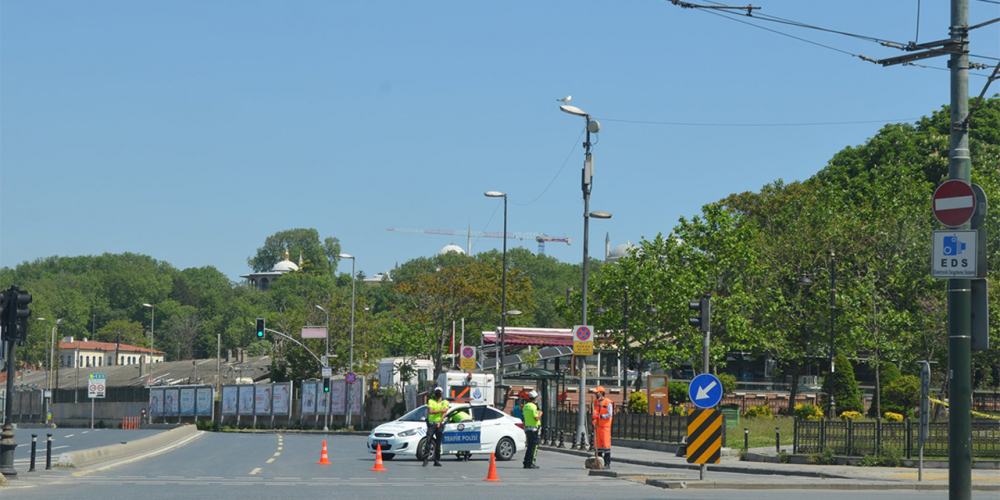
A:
59;340;164;355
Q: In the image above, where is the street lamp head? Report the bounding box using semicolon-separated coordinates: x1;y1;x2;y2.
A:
590;211;612;219
796;274;813;288
647;306;659;315
37;317;46;322
596;306;607;314
339;253;354;260
142;303;153;308
559;104;588;117
315;305;326;313
504;310;522;316
484;191;506;198
56;318;62;325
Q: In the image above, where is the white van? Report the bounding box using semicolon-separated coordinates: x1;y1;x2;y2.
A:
435;371;495;406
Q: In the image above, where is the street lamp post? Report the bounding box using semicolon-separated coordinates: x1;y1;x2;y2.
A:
484;191;509;407
827;250;837;420
315;305;330;361
560;102;607;450
339;253;356;429
142;303;155;382
37;318;49;423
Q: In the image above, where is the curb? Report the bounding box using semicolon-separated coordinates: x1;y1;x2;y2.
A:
58;425;198;468
545;446;855;479
645;479;1000;492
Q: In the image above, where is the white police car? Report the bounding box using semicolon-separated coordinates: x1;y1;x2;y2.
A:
367;403;526;461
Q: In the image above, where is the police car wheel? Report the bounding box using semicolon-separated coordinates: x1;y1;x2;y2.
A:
415;438;429;461
495;437;516;461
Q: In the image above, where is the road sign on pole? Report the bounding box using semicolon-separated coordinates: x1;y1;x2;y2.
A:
688;373;723;409
573;325;594;356
460;345;477;371
932;230;978;278
932;180;977;227
686;409;722;464
88;373;106;399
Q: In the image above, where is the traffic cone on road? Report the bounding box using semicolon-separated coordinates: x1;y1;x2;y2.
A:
483;452;501;482
370;444;387;471
317;440;332;465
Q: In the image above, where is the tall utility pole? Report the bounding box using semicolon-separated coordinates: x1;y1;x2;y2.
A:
947;1;972;498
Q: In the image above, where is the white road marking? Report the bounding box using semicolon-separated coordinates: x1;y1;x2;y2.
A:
266;458;275;464
249;467;262;475
273;452;280;457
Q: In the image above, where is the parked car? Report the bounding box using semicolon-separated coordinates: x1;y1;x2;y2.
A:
367;403;526;461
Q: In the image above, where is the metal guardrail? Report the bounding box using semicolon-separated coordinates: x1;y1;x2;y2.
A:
794;418;1000;458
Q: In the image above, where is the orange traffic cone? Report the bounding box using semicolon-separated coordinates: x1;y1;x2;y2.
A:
317;440;332;465
483;452;501;482
370;444;387;471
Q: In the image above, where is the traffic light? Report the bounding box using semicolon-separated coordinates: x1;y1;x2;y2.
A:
688;294;711;333
323;377;331;393
14;288;32;342
256;318;265;339
0;288;8;342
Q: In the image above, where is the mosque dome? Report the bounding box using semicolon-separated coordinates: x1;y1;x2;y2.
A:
439;243;466;255
607;241;637;262
270;250;300;272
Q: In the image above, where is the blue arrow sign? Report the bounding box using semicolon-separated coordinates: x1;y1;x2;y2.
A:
688;373;723;409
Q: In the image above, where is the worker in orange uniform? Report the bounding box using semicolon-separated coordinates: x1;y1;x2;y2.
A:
591;386;614;468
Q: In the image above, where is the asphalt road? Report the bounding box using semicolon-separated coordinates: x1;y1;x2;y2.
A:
2;433;994;500
9;428;163;470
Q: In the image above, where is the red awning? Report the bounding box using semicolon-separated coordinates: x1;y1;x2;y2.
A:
482;327;605;347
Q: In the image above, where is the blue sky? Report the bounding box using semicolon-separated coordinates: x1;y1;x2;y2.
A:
2;1;998;280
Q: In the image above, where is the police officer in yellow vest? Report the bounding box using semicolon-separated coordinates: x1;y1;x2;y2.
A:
424;387;449;467
522;390;543;469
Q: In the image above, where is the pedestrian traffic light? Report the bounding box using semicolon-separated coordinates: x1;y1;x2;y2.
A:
323;377;331;393
688;295;710;333
256;318;265;338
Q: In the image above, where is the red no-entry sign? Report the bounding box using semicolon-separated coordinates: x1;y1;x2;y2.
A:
932;180;977;228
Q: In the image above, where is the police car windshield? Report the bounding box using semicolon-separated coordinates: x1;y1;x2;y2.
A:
398;406;428;422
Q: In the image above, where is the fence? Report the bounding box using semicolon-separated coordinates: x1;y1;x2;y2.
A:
794;418;1000;459
555;410;726;445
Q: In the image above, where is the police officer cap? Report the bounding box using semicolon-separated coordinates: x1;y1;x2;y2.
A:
528;390;539;399
433;386;443;395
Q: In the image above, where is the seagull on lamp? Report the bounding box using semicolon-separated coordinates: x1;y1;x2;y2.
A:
556;95;572;103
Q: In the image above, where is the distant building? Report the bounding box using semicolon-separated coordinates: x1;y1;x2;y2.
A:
240;250;300;291
58;337;165;368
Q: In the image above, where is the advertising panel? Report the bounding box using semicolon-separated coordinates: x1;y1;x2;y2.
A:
301;381;317;415
150;388;165;415
238;385;255;415
179;388;196;415
164;388;180;416
221;386;238;415
255;384;272;415
272;383;291;415
196;387;213;416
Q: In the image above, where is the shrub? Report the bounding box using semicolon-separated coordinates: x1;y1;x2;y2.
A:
668;405;688;416
822;354;864;414
668;381;689;405
839;411;864;420
744;404;773;419
793;403;824;420
883;375;920;415
627;391;648;413
777;451;789;463
883;412;903;422
718;373;737;395
808;448;837;465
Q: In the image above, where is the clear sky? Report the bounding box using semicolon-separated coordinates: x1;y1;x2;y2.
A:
2;1;998;280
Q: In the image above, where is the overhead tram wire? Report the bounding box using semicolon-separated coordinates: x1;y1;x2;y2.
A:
514;129;585;207
674;2;998;76
598;117;920;127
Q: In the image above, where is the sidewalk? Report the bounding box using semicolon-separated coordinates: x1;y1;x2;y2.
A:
543;441;1000;491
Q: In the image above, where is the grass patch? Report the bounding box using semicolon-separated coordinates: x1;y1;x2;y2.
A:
725;416;796;449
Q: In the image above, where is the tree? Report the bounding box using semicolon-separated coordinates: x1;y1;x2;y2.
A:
821;354;864;415
247;228;341;275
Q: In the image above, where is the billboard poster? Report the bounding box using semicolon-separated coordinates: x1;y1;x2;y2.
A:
316;385;328;415
196;387;213;416
150;388;165;415
255;384;272;415
221;386;238;415
238;385;254;415
330;380;346;414
179;388;196;415
349;377;364;415
164;388;180;416
272;383;291;415
301;381;317;415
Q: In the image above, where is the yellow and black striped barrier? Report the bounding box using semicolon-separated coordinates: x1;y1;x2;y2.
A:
686;409;722;464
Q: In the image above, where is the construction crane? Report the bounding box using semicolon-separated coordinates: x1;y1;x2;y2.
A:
387;227;571;255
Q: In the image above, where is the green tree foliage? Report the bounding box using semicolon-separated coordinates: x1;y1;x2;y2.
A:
247;228;341;275
882;374;921;418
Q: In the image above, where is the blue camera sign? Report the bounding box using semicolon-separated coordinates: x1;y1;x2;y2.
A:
932;230;978;278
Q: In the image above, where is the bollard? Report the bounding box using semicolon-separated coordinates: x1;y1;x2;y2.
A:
775;427;780;453
558;431;565;448
744;428;749;451
29;434;37;472
46;433;53;470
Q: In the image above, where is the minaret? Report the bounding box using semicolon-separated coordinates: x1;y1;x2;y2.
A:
605;232;611;260
467;223;472;256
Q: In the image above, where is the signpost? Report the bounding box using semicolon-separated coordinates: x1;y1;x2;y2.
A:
89;373;106;429
932;179;977;227
572;325;594;356
459;346;477;371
